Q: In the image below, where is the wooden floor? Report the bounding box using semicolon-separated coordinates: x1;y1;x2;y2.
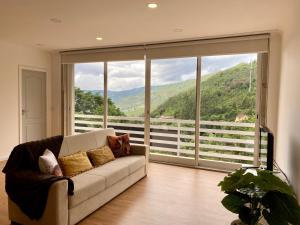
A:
0;162;236;225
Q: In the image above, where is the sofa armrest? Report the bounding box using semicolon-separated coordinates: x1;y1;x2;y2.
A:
130;144;149;156
130;144;149;174
9;180;69;225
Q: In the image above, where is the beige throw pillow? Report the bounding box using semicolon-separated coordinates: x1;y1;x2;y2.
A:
58;152;93;177
39;149;63;176
87;146;115;167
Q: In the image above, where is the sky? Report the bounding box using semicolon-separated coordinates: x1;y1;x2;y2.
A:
74;53;257;91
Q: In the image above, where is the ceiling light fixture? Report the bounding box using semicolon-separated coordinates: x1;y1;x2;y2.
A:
147;3;158;8
96;37;103;41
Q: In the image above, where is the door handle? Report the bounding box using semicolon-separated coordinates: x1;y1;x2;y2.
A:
22;109;27;115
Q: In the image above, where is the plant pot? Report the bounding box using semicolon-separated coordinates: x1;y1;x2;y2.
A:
231;219;245;225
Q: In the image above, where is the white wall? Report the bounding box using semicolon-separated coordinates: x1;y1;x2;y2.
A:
276;1;300;199
0;40;52;160
263;32;282;151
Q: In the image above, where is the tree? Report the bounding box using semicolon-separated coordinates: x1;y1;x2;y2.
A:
151;62;257;122
75;88;124;116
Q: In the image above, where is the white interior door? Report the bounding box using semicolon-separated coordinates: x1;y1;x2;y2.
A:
21;69;46;143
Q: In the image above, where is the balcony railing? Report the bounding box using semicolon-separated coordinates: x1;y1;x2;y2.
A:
74;114;267;166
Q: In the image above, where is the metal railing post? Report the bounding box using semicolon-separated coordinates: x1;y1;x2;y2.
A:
177;121;181;156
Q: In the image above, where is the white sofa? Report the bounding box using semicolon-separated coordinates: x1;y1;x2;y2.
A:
8;128;149;225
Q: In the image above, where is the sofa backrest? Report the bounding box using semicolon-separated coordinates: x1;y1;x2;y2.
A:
59;128;115;157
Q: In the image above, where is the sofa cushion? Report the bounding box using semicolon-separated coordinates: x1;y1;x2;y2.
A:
107;134;131;157
69;156;146;208
86;160;129;187
69;172;106;208
94;128;115;147
59;152;93;177
87;146;115;167
115;155;146;174
59;132;97;157
59;128;115;157
39;149;63;176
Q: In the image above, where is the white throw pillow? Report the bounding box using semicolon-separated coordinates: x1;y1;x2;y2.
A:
39;149;62;176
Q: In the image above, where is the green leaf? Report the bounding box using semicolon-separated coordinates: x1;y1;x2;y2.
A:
262;191;300;225
262;209;288;225
219;169;256;193
239;206;260;225
221;193;246;214
238;186;266;199
256;170;294;196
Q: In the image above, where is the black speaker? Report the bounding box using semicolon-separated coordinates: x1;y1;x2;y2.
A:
260;126;274;171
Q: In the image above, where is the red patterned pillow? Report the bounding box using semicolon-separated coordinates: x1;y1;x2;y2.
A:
107;134;131;158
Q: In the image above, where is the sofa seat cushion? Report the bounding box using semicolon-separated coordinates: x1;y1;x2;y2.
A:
114;155;145;174
86;160;130;187
69;172;106;208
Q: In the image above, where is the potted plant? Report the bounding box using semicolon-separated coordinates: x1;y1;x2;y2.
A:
218;168;300;225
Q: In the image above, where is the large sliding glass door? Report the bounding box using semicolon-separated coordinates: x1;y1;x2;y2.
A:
107;60;145;144
198;54;261;168
149;57;197;164
147;53;265;168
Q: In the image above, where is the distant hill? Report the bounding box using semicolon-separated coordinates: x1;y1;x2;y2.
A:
120;79;197;116
88;87;144;102
86;79;197;116
81;62;257;121
151;62;257;121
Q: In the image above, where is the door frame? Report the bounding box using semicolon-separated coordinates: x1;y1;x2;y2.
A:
18;65;48;144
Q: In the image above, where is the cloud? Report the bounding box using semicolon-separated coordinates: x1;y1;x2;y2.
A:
108;76;144;91
108;61;145;79
75;63;104;76
151;57;197;86
75;73;104;90
75;63;104;90
74;54;257;91
202;54;257;75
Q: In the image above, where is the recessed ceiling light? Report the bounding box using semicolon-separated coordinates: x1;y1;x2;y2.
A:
147;3;158;8
50;18;62;23
96;37;103;41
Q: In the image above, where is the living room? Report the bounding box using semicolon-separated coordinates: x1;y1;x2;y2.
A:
0;1;300;225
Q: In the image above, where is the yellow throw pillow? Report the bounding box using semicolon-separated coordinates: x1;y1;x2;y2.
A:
58;152;93;177
87;146;115;167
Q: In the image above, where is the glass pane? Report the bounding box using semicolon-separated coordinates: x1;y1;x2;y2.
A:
107;60;145;144
74;62;104;134
150;57;197;159
199;54;257;166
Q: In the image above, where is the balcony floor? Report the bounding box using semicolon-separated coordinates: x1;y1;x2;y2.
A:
0;162;236;225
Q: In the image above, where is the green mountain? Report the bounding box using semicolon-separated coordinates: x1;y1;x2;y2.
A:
151;62;257;121
76;62;257;122
115;79;196;116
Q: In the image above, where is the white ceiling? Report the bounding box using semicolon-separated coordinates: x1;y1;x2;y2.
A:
0;0;291;51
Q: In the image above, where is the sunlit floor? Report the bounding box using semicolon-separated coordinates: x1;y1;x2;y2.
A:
0;162;236;225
